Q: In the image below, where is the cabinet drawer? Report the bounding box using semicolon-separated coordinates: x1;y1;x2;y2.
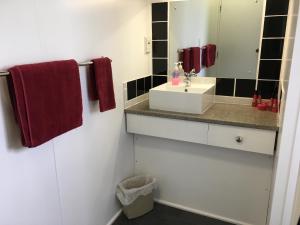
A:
208;124;276;155
127;114;208;144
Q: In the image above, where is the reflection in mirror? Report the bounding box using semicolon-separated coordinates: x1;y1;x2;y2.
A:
169;0;265;79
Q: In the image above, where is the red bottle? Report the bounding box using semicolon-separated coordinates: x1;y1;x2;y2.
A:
257;102;267;111
257;93;262;105
272;99;279;113
252;91;258;107
267;98;273;111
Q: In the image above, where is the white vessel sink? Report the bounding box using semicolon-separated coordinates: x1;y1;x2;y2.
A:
149;82;215;114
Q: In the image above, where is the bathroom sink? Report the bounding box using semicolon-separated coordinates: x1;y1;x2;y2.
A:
149;82;215;114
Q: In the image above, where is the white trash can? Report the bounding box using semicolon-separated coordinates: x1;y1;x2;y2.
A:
116;175;157;219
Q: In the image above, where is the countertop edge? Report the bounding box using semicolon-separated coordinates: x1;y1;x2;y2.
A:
125;108;279;131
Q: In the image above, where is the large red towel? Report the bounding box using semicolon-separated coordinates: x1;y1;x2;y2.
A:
182;48;191;73
190;47;201;73
202;44;217;68
90;57;116;112
7;60;83;148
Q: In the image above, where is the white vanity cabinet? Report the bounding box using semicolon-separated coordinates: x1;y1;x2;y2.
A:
126;111;276;225
207;124;276;155
126;114;277;156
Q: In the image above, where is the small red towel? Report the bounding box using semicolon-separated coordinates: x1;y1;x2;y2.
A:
190;47;201;73
7;60;83;148
90;57;116;112
182;48;191;73
202;44;217;68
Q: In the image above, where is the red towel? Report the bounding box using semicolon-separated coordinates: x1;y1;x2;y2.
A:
182;48;191;73
7;60;83;148
202;44;216;68
190;47;201;73
90;57;116;112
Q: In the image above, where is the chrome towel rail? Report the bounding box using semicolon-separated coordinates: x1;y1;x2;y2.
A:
0;60;101;77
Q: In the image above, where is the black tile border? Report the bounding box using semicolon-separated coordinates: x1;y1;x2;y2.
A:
126;76;152;101
127;80;137;101
152;2;168;22
152;2;168;78
235;79;256;98
137;78;145;97
153;75;168;88
259;60;282;80
265;0;290;16
153;58;168;75
263;16;287;38
216;78;235;96
257;80;279;99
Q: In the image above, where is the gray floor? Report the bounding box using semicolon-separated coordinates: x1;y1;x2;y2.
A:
113;203;235;225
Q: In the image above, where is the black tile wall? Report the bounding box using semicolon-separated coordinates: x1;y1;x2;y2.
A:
127;80;137;100
257;80;279;99
152;3;168;21
254;0;289;99
153;41;168;58
153;75;167;88
152;22;168;40
261;39;284;59
235;79;256;98
137;78;145;97
153;59;168;75
259;60;282;80
263;16;287;37
216;78;235;96
152;3;168;78
145;76;152;93
127;76;153;101
265;0;290;15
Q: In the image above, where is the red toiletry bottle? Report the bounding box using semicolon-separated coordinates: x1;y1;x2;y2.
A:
272;99;279;113
252;90;258;107
257;92;262;105
267;98;273;111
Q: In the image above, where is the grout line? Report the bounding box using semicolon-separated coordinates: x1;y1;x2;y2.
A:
260;59;282;61
51;141;64;225
233;78;237;97
265;15;288;17
263;37;285;39
152;21;168;23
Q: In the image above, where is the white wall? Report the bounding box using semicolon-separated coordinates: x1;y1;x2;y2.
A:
268;0;300;224
134;135;273;225
291;168;300;225
0;1;150;225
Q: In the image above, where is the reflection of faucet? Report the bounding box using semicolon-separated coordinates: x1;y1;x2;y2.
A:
184;69;197;87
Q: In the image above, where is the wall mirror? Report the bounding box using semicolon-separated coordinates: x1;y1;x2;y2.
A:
169;0;265;79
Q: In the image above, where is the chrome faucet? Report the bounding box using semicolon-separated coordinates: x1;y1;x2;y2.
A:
184;69;197;87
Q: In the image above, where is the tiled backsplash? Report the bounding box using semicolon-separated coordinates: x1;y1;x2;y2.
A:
153;59;168;75
152;2;168;77
216;78;279;99
126;75;167;101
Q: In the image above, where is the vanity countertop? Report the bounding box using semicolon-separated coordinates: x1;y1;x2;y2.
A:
125;100;279;131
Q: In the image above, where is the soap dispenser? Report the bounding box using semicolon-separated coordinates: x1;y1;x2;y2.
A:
171;62;180;85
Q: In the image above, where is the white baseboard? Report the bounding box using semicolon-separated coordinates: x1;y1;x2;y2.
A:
155;199;252;225
106;209;122;225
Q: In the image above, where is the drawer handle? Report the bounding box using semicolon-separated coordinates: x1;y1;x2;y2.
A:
235;136;243;143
